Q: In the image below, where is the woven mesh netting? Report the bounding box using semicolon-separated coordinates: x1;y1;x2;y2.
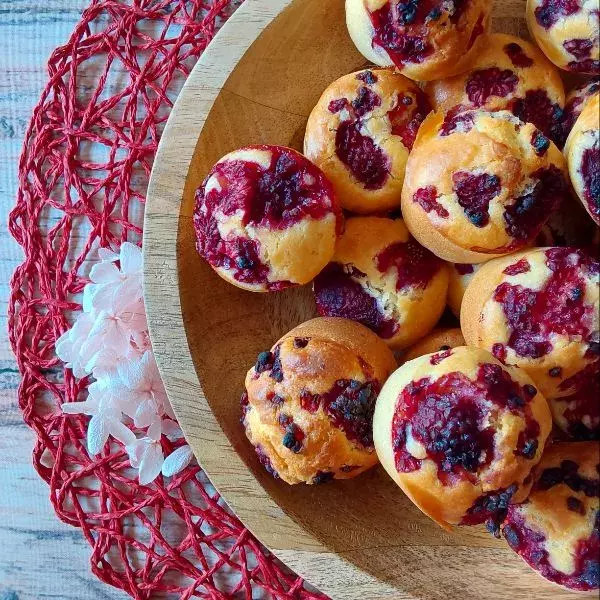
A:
8;1;326;598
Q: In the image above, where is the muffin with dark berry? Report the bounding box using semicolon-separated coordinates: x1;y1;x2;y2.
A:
448;262;482;317
426;33;566;145
243;317;396;485
313;217;449;349
403;328;465;363
374;346;552;531
461;247;600;440
527;0;600;75
565;94;600;227
305;69;431;214
401;109;569;263
503;442;599;593
345;0;492;81
194;145;342;292
558;79;599;147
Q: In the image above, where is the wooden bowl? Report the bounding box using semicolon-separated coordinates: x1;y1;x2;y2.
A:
144;2;572;598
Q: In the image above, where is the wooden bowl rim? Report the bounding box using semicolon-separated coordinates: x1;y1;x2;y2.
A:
143;1;399;596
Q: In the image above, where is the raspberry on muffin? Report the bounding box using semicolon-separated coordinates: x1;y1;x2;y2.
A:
461;247;600;439
426;33;566;144
403;328;465;363
243;318;396;485
374;346;552;531
401;109;569;263
503;442;599;593
527;0;600;75
194;145;342;292
565;94;600;226
304;69;431;214
313;217;449;349
345;0;492;81
558;78;599;147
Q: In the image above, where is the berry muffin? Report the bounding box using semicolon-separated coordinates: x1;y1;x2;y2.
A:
242;317;397;484
304;69;431;214
403;328;465;362
527;0;600;75
565;94;600;226
313;217;449;349
448;262;482;317
345;0;491;81
503;442;599;593
461;247;600;439
558;78;599;147
426;33;566;144
401;109;569;263
194;145;342;292
373;346;552;531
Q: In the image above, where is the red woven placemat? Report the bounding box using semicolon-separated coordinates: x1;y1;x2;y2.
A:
8;1;326;598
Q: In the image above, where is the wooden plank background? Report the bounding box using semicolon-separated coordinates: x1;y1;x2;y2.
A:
0;2;125;598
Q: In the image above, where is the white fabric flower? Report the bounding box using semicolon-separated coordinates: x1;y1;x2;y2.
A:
58;242;190;484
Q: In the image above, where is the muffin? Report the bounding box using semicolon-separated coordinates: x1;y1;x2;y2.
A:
194;145;342;292
403;328;465;362
401;109;569;263
345;0;491;81
304;69;431;214
313;217;449;349
565;94;600;226
503;442;599;593
527;0;600;74
243;317;397;484
448;263;482;317
426;33;565;144
558;78;599;147
374;346;552;531
461;247;600;439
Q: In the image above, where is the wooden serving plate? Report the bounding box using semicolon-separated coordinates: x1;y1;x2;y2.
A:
144;1;573;598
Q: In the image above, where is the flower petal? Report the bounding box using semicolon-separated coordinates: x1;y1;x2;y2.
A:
98;247;119;262
87;415;110;455
138;442;164;485
161;445;193;477
109;419;137;446
90;261;121;284
119;242;142;274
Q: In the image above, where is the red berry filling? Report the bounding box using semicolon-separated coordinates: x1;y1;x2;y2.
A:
254;445;280;479
502;166;567;246
329;86;392;190
465;68;519;107
388;89;431;149
375;238;444;292
368;0;470;68
503;258;531;276
430;349;453;365
467;12;486;50
563;39;600;73
462;485;518;534
313;262;399;339
510;89;564;143
300;378;381;447
493;248;598;359
581;146;600;221
557;362;600;440
559;80;599;146
440;106;475;136
534;0;580;29
503;508;600;591
413;185;449;218
531;130;551;156
452;171;502;227
391;363;540;486
194;147;339;289
504;42;534;68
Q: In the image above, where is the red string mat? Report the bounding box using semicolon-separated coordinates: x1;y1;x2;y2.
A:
8;1;327;598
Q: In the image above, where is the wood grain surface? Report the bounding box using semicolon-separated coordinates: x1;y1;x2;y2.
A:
0;2;125;599
144;1;578;599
